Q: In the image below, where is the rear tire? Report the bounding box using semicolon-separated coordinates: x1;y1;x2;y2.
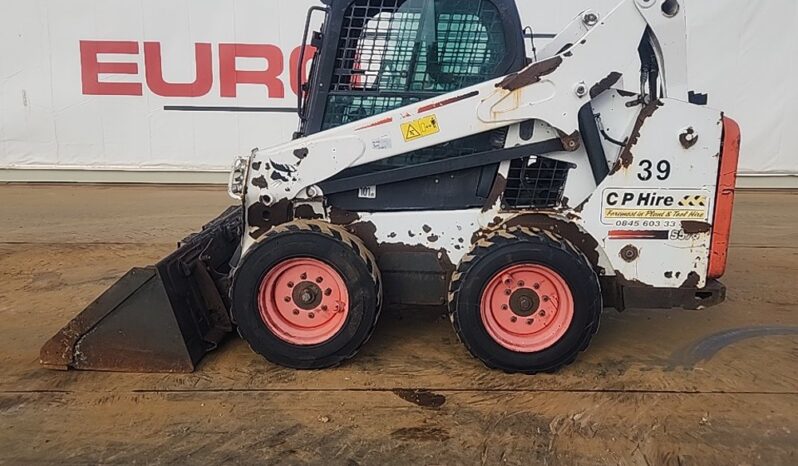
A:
231;221;382;369
449;227;601;374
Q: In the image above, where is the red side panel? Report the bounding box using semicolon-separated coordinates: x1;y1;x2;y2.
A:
708;117;741;279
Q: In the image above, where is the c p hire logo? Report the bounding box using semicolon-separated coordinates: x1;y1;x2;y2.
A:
79;40;315;105
602;188;710;223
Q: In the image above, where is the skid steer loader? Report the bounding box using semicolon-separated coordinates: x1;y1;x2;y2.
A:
41;0;741;374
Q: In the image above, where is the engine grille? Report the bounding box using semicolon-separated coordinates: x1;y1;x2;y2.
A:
503;157;574;209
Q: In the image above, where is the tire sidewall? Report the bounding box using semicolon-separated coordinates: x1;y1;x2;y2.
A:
454;237;600;372
232;230;378;368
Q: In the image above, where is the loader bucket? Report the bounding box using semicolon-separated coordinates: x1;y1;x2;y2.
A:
40;206;243;373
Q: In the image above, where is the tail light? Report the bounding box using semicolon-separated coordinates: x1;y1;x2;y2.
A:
708;117;741;279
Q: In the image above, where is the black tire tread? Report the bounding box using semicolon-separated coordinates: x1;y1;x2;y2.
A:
448;226;601;374
232;220;382;368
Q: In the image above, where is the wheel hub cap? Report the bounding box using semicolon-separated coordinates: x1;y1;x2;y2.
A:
480;264;574;353
293;282;322;310
258;258;349;346
509;289;540;317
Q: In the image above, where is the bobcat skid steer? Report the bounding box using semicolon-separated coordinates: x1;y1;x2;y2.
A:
41;0;741;374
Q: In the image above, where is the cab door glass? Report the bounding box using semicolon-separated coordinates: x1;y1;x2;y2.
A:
323;0;508;129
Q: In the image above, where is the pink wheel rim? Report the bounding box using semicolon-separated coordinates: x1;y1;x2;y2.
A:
480;264;574;353
258;258;349;346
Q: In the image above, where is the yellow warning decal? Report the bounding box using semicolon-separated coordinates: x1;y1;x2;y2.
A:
401;115;440;142
678;195;708;207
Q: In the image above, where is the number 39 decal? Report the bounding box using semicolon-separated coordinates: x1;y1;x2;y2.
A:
638;160;671;181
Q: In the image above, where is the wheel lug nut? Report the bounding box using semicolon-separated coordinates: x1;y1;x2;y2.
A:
518;281;525;287
300;273;307;280
510;316;517;323
316;276;323;283
321;305;328;311
287;281;294;288
501;304;508;310
526;319;534;325
308;312;315;319
293;309;300;315
324;288;332;296
533;283;540;290
284;296;291;302
543;296;550;302
539;310;546;317
504;289;512;296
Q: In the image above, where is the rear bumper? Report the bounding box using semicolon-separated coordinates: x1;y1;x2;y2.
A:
610;279;726;311
708;117;741;278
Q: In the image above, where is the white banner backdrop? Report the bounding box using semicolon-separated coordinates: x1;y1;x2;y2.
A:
1;0;796;176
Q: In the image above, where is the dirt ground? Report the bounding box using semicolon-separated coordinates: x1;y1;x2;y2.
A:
0;184;796;465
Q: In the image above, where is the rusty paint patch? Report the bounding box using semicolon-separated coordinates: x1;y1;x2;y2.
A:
503;215;604;273
251;176;269;189
679;127;698;149
248;199;293;240
573;197;588;214
680;272;701;289
555;43;573;55
328;207;360;225
682;221;711;234
481;174;507;213
427;234;439;243
293;148;309;160
422;225;432;234
611;101;663;174
355;116;393;131
558;130;581;152
339;219;451;304
270;171;289;183
612;270;650;288
347;221;456;279
251;161;262;171
418;90;479;113
294;204;323;220
589;72;622;99
271;160;295;174
496;56;563;91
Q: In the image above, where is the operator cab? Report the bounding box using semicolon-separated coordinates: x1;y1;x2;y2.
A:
294;0;528;211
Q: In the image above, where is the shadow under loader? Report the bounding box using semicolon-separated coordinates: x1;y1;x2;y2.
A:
40;207;242;373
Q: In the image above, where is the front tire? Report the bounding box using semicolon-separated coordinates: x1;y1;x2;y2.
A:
449;227;601;374
231;221;382;369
